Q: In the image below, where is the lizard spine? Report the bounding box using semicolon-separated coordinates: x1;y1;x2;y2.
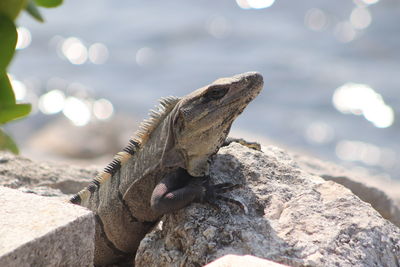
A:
69;96;180;205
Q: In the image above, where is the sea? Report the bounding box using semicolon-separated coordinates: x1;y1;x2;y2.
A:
6;0;400;180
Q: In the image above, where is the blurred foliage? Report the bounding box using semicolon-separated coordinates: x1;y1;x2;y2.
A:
0;129;18;154
0;0;62;153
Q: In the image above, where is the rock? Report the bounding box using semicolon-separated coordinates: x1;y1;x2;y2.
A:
26;115;138;162
2;143;400;266
135;143;400;267
0;186;95;267
293;154;400;227
205;254;288;267
0;151;99;198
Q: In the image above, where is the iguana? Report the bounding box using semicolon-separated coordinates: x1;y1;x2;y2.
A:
69;72;264;266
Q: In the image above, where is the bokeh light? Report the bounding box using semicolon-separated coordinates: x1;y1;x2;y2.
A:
359;0;379;5
8;74;27;102
16;27;32;50
38;90;66;115
334;22;356;43
93;98;114;120
62;97;91;126
305;121;334;144
350;7;372;29
304;8;328;31
336;140;396;167
206;16;231;39
332;83;394;128
236;0;275;9
61;37;88;65
11;79;27;101
88;43;109;64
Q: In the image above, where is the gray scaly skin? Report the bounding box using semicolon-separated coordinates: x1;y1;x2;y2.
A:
69;72;264;266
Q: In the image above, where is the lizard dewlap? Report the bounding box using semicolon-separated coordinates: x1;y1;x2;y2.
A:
69;72;263;265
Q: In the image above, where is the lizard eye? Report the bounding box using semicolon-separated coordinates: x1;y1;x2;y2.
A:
203;86;229;102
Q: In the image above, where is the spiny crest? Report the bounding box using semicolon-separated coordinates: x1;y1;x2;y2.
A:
69;150;134;205
133;96;180;144
69;96;180;205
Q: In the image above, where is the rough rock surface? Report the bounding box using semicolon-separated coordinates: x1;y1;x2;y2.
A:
205;254;288;267
0;186;95;267
0;151;98;198
293;154;400;227
135;143;400;267
1;142;400;267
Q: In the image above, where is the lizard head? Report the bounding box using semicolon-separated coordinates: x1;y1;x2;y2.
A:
171;72;263;177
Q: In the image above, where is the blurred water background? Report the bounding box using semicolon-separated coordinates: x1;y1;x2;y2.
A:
5;0;400;180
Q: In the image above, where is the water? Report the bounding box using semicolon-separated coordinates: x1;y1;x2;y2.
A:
6;0;400;179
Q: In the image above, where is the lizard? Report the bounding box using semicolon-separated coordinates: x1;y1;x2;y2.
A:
69;72;264;266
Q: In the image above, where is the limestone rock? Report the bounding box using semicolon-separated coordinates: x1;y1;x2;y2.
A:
0;151;99;198
0;186;95;267
135;143;400;267
293;154;400;227
205;254;288;267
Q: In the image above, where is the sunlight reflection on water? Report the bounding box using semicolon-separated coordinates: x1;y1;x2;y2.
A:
332;83;394;128
62;97;91;126
336;140;396;168
303;2;374;43
356;0;380;6
305;121;335;144
88;43;109;64
9;76;27;101
16;27;31;50
206;16;231;39
350;7;372;29
61;37;88;65
236;0;275;9
38;90;65;115
334;22;357;43
9;73;115;126
304;8;328;32
93;99;114;120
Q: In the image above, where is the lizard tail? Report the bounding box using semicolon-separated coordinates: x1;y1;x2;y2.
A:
69;139;141;204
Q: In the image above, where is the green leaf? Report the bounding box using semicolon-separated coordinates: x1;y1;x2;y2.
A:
25;0;44;22
0;15;17;70
0;128;19;154
0;73;31;124
0;104;31;124
34;0;62;8
0;71;16;106
0;0;28;21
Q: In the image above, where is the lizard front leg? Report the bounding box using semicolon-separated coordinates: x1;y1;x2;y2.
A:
150;168;207;214
150;167;246;215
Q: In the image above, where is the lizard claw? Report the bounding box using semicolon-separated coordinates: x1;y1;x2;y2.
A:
202;180;248;214
214;183;243;193
216;195;248;214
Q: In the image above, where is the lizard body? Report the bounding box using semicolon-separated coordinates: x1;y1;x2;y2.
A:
69;72;263;265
